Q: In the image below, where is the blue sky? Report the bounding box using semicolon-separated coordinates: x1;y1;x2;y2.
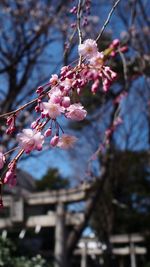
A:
2;0;149;182
18;1;125;180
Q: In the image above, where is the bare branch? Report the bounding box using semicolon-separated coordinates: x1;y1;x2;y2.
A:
96;0;122;42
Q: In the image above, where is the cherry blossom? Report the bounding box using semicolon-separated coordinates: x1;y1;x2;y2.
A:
49;74;59;86
78;39;98;59
89;52;104;66
49;88;63;104
0;36;127;199
17;129;44;153
66;103;87;121
57;134;77;149
41;101;64;119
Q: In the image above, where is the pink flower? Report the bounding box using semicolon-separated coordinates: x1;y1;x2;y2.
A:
41;101;64;119
17;129;44;153
78;39;98;59
48;87;63;104
57;134;77;149
66;103;87;121
89;52;104;66
60;78;73;92
0;152;5;170
49;74;59;86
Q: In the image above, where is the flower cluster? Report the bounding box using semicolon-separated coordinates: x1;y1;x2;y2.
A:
78;39;117;92
0;38;127;192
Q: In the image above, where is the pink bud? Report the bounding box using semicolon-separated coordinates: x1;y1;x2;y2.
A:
4;170;13;184
71;23;76;28
35;105;40;112
112;39;120;48
31;121;37;129
103;79;111;92
62;97;71;108
44;128;52;137
36;144;43;151
70;6;77;14
120;46;128;53
60;66;69;76
6;116;13;125
91;80;99;94
113;117;123;127
110;51;116;57
66;70;74;79
110;70;117;80
6;126;15;135
72;80;78;87
36;86;43;94
50;135;59;147
77;88;81;95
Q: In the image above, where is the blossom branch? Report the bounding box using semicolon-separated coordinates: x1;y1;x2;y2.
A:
0;3;128;206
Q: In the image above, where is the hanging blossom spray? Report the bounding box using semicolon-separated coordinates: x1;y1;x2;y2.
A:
0;33;127;207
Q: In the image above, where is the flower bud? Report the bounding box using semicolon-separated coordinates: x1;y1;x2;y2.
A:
62;97;71;108
50;135;59;147
36;86;43;94
44;128;52;137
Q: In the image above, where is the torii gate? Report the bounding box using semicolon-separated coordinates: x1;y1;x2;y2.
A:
76;235;147;267
0;182;92;267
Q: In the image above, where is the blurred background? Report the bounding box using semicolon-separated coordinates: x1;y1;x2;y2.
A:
0;0;150;266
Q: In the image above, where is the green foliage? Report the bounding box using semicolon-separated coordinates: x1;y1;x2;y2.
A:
0;237;52;267
12;255;48;267
0;237;15;267
36;168;70;191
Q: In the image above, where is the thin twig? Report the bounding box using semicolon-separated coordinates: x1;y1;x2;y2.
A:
0;98;38;118
77;0;83;65
4;146;19;156
96;0;122;42
0;84;51;118
77;0;83;45
63;27;77;60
